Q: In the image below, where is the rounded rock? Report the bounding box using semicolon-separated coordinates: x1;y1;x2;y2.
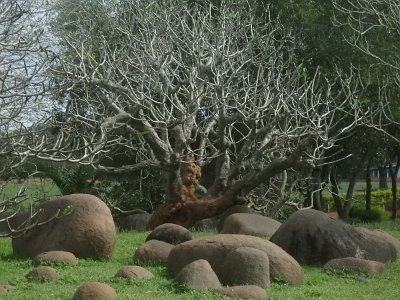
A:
222;246;270;288
216;285;267;299
115;266;153;279
32;250;77;266
175;259;221;291
134;239;174;264
26;266;60;282
12;194;117;260
72;282;117;300
271;209;397;265
168;234;304;285
145;223;193;245
0;285;16;293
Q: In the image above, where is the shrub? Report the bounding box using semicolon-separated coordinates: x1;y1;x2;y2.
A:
349;202;364;220
354;189;400;210
349;202;386;223
359;207;385;222
274;204;298;222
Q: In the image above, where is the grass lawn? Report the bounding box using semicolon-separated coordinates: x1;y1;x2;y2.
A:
0;179;61;207
0;220;399;300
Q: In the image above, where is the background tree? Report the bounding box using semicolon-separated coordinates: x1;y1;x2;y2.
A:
333;0;400;219
0;0;56;237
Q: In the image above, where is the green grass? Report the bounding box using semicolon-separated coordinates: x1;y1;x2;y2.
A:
0;222;400;300
0;180;61;207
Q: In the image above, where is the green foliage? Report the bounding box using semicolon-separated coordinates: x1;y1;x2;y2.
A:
349;202;387;222
275;204;298;222
0;180;61;207
354;189;399;210
96;178;164;213
62;205;74;216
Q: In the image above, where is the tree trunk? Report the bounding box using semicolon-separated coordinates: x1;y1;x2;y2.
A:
330;166;344;218
308;168;322;210
388;157;400;220
342;172;357;219
365;162;372;212
147;138;311;229
378;166;388;189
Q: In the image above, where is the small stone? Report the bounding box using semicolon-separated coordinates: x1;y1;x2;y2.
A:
115;266;153;280
72;282;117;300
146;223;193;244
324;257;385;275
26;266;60;282
32;250;77;266
216;285;267;299
0;285;16;293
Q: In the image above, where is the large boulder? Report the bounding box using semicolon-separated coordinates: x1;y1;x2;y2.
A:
146;223;193;244
221;213;281;238
362;228;400;250
175;259;222;291
118;213;152;232
217;205;259;231
270;209;397;266
12;194;116;259
167;234;304;285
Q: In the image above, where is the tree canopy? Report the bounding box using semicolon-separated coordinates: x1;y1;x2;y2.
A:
1;0;399;231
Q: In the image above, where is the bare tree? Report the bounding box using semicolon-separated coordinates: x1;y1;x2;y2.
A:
47;0;373;228
0;0;57;236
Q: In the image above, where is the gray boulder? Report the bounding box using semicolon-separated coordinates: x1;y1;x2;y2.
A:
270;209;397;266
191;217;219;232
221;213;281;238
358;228;400;250
118;213;152;231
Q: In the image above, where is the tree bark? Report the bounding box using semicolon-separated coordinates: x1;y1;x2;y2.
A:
365;162;372;212
330;166;344;218
379;166;388;189
147;138;312;230
306;167;322;210
388;156;400;220
342;171;358;219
